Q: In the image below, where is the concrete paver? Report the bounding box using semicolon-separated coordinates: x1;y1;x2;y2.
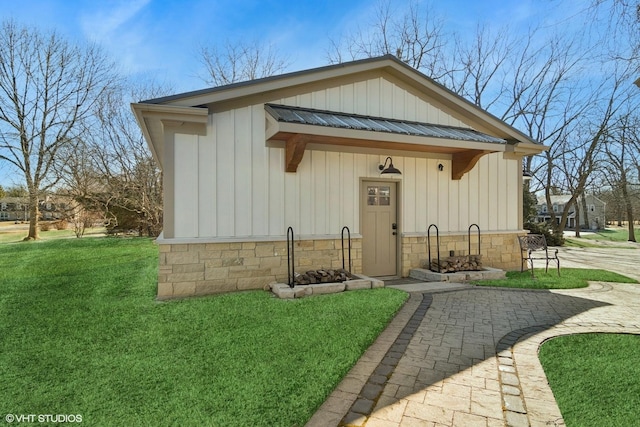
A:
306;246;640;427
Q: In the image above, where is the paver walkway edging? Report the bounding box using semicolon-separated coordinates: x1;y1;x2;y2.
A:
305;291;425;427
509;323;640;427
306;281;640;427
339;293;434;426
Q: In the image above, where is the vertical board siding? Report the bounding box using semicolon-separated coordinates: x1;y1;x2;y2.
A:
269;148;285;235
173;133;199;237
234;107;252;236
312;151;327;233
414;158;428;232
467;166;480;229
251;104;269;235
170;76;520;239
327;151;341;232
215;110;235;236
403;157;417;232
198;118;216;237
506;158;518;230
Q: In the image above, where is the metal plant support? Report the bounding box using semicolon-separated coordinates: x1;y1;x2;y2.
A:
468;224;481;263
286;226;295;288
427;224;440;273
341;226;352;273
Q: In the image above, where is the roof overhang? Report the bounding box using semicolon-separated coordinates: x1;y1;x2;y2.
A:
265;104;540;180
131;103;208;168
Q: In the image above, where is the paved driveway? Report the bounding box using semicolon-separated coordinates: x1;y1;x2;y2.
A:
307;245;640;426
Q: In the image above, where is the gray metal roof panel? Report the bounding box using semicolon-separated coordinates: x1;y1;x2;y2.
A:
265;104;507;144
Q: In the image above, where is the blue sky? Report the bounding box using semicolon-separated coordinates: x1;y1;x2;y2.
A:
1;0;579;188
2;0;547;94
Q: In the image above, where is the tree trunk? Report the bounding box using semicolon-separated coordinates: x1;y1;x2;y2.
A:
26;192;40;240
581;195;590;230
622;178;636;242
574;203;581;238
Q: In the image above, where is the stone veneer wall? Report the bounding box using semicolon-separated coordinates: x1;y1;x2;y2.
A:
157;231;524;299
157;238;363;299
401;231;526;277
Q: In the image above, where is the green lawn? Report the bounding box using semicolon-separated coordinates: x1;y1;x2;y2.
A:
0;225;106;243
539;333;640;426
472;268;637;289
579;228;640;242
0;238;408;426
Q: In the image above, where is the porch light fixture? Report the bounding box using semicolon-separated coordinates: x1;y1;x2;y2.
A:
378;156;402;177
438;163;444;171
523;169;533;181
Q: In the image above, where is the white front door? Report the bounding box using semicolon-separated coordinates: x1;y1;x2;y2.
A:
361;180;398;277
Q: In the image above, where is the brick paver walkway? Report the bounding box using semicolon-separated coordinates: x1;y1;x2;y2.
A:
306;248;640;426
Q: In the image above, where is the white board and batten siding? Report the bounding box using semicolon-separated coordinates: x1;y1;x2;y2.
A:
169;76;520;240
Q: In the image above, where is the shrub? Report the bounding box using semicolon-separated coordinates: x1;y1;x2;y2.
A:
524;221;565;246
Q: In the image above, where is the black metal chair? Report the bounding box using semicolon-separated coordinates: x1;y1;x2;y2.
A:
517;234;560;278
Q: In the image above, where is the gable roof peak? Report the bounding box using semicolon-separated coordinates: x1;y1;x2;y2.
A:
141;55;404;106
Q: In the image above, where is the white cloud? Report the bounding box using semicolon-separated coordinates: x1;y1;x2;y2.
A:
80;0;151;41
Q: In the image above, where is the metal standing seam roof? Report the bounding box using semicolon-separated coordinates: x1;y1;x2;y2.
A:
265;104;507;145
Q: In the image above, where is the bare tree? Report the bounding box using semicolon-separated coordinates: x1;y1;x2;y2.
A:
0;20;117;240
85;82;165;237
198;39;290;86
602;113;640;240
327;0;447;78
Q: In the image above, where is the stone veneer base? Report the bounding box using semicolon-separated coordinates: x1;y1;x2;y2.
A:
156;231;524;299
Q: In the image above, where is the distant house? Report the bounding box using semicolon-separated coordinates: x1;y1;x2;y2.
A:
0;197;29;221
0;196;68;222
536;194;606;229
133;55;547;299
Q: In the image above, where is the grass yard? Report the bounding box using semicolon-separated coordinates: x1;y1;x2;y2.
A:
577;227;640;242
563;227;640;248
472;268;637;289
0;238;408;426
539;333;640;426
0;223;106;244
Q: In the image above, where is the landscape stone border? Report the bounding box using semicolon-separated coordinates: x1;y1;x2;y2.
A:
340;293;434;426
269;275;384;299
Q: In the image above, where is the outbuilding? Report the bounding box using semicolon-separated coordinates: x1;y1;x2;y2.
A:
132;55;546;299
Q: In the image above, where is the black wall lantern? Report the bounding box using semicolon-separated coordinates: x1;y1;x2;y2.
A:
378;156;402;177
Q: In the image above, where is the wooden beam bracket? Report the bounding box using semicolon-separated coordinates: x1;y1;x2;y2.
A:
285;134;308;172
451;150;490;180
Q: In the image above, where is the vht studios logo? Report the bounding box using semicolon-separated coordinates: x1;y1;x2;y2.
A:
5;414;83;423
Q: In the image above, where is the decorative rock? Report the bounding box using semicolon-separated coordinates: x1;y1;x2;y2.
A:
481;267;507;280
270;274;384;299
272;284;295;299
311;282;346;295
370;278;385;288
294;286;313;298
465;272;484;281
409;266;506;282
345;279;371;291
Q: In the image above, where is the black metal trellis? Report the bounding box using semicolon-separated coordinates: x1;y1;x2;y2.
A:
341;226;352;273
286;226;295;288
468;223;480;263
427;224;440;273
